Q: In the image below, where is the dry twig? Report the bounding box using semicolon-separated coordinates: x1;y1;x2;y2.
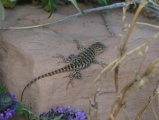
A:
110;57;159;120
135;88;159;120
0;1;136;30
136;22;159;29
101;11;114;36
88;86;99;120
94;32;159;84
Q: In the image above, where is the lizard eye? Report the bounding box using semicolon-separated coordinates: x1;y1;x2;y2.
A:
90;42;105;55
98;47;103;51
93;47;103;54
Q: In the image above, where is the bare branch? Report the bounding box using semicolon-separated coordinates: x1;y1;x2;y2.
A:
135;88;159;120
0;2;132;30
136;22;159;29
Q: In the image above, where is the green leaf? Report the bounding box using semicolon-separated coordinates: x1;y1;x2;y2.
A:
0;94;12;111
0;0;5;20
41;0;56;18
22;108;32;120
23;111;31;120
97;0;108;5
21;105;36;120
0;85;7;94
2;0;17;8
15;101;24;115
48;0;56;18
53;115;63;120
68;0;84;14
40;0;49;9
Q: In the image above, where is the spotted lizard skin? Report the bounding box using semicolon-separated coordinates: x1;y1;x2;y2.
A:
21;40;106;102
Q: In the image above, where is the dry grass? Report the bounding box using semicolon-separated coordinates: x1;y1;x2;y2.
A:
88;0;159;120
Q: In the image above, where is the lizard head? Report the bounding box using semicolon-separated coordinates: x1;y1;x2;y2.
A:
90;42;106;55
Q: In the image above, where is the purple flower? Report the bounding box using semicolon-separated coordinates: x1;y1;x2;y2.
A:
64;106;71;112
0;113;5;120
51;108;57;113
74;109;87;120
0;93;17;120
57;107;64;113
40;106;87;120
41;112;47;115
10;93;16;101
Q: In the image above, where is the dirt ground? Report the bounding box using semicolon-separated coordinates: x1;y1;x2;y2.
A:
0;3;159;120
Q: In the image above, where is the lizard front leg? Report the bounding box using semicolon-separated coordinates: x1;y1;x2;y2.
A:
93;59;107;68
74;40;86;51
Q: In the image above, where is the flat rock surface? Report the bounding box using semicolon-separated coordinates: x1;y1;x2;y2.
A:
0;3;159;120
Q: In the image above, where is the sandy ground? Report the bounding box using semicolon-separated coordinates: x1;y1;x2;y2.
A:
0;3;159;120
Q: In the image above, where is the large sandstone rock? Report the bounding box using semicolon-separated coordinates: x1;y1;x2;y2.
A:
0;4;159;120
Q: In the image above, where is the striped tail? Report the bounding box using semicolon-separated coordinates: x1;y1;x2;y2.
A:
20;64;73;102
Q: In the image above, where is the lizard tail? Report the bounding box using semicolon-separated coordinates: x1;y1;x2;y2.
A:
20;64;74;102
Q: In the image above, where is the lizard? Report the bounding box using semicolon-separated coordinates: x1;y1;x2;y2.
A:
20;40;106;102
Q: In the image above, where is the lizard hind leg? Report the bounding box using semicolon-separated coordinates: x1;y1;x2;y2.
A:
67;70;81;79
66;70;81;89
73;70;81;79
